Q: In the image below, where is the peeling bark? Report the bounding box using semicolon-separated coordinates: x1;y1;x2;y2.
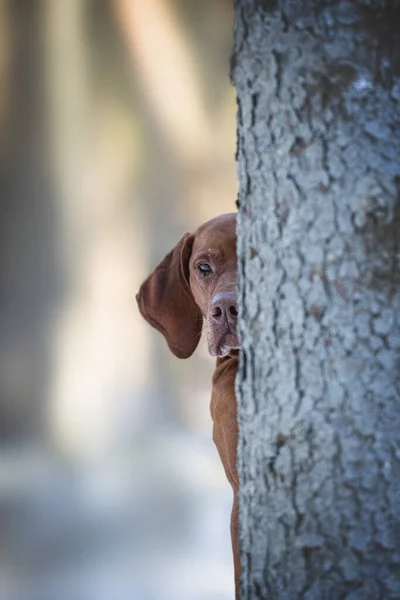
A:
233;2;400;598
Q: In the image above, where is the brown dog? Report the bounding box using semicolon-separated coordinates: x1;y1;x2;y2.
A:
136;213;240;596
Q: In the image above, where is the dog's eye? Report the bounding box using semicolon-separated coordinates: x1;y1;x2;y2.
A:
198;263;212;276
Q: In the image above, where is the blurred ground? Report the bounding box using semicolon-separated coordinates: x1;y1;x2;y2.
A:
0;434;234;600
0;1;237;598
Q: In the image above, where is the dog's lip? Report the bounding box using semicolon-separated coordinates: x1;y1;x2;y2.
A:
209;346;220;357
211;345;239;358
208;332;239;357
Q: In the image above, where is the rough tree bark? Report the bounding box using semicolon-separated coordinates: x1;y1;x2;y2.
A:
233;2;400;598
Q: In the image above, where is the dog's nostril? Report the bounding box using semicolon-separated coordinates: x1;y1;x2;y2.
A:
212;306;222;319
230;306;238;317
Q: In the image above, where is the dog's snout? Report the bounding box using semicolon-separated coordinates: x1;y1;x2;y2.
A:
211;292;238;324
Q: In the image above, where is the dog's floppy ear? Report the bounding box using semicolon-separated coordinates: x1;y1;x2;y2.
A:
136;233;203;359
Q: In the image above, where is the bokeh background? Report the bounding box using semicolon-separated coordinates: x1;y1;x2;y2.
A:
0;1;237;599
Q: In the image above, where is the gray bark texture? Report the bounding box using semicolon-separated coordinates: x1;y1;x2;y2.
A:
232;2;400;599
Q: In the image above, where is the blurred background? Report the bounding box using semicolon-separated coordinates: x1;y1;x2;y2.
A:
0;1;237;599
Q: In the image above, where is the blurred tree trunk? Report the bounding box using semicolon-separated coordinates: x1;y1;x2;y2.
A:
233;2;400;598
0;1;58;442
114;0;211;428
0;0;11;142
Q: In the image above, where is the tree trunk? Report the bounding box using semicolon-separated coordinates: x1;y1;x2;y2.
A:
233;2;400;598
0;1;58;442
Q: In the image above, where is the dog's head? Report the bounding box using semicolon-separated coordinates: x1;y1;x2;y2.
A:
136;213;238;359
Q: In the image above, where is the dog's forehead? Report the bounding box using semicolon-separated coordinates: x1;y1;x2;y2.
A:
192;213;236;255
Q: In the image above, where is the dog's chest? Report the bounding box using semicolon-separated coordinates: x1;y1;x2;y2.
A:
210;355;238;423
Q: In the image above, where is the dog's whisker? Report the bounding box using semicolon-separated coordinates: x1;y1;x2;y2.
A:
192;329;203;341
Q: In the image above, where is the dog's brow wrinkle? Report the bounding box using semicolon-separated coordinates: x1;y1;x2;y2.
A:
207;248;221;257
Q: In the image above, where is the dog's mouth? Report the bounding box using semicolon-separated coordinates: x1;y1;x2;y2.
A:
208;328;239;357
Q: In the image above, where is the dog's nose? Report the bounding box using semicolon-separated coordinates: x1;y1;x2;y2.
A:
211;292;238;324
